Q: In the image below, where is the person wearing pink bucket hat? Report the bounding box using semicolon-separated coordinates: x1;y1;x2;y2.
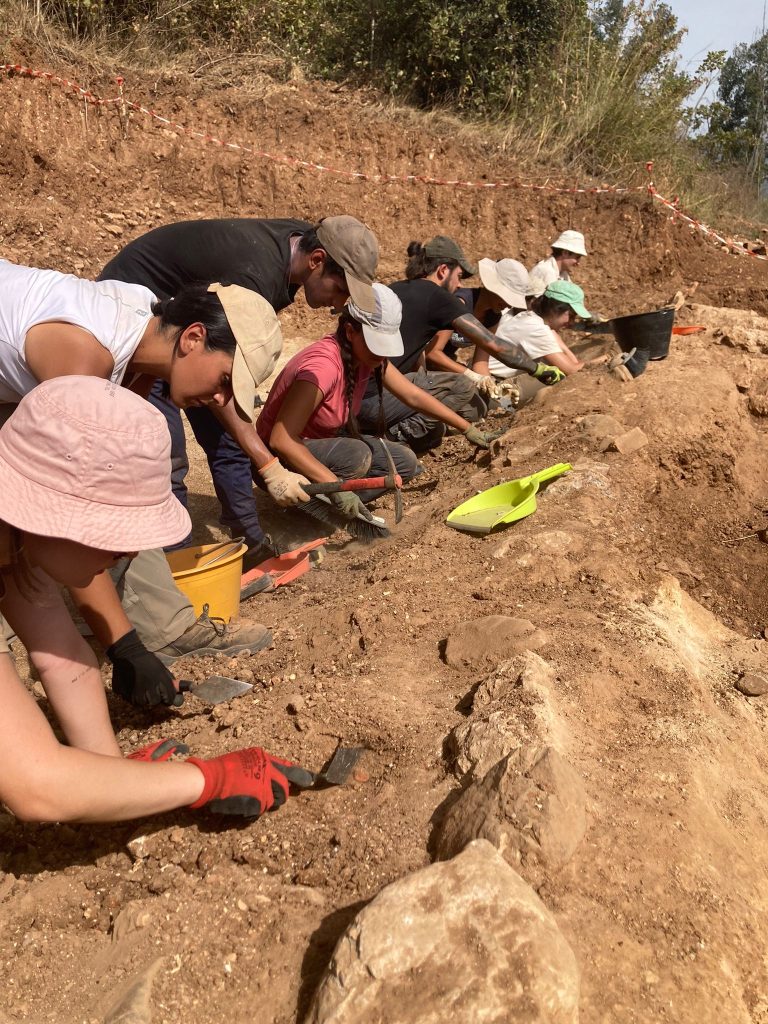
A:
0;376;304;824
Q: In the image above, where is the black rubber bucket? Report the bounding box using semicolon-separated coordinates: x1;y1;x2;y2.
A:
612;308;674;361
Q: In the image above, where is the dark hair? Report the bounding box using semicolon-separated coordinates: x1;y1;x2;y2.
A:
336;309;386;438
531;295;573;320
298;227;346;278
151;283;237;354
404;240;459;281
551;247;579;259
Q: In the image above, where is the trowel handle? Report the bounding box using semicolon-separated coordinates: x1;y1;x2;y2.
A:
304;475;402;495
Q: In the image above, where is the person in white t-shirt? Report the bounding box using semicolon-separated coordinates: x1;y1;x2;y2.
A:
473;280;601;406
528;229;587;297
0;259;284;709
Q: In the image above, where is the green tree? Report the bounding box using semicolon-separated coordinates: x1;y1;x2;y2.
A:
702;32;768;189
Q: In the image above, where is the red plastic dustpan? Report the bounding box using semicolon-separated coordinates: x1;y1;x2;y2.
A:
241;538;325;591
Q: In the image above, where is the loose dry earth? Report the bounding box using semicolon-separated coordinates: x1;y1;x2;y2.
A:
1;54;768;1024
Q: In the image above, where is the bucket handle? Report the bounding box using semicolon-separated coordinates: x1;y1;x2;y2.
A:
193;537;246;570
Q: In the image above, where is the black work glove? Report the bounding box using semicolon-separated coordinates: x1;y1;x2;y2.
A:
107;629;182;708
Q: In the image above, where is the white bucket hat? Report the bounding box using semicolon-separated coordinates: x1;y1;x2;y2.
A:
478;258;532;309
347;283;404;358
551;230;587;257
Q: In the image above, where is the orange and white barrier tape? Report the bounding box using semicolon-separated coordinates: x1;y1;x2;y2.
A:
1;63;765;265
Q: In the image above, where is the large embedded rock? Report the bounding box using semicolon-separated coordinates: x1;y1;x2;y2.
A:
435;746;587;885
448;653;558;780
307;839;580;1024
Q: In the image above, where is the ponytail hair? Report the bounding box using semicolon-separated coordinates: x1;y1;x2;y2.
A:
336;309;387;438
151;283;237;354
404;240;459;281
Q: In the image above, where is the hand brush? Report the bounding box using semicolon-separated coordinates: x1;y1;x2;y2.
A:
297;492;390;544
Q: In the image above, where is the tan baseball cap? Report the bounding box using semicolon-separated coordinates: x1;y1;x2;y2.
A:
316;215;379;314
208;283;283;424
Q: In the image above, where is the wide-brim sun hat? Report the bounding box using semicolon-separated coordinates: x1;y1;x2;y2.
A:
544;280;591;320
478;258;531;309
551;229;587;257
0;376;191;551
347;283;404;358
316;215;379;314
208;282;283;424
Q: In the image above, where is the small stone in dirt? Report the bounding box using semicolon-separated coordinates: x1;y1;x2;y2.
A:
603;427;648;455
736;673;768;697
307;839;579;1024
126;831;158;862
286;694;305;714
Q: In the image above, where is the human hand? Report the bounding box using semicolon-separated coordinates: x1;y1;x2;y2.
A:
463;426;505;449
463;368;496;394
107;629;183;708
260;459;311;506
330;490;373;521
187;747;298;816
532;363;566;385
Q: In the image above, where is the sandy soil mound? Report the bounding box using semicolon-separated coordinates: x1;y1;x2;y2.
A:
1;60;768;1024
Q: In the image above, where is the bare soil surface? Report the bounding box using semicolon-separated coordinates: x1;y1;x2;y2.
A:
2;57;768;1024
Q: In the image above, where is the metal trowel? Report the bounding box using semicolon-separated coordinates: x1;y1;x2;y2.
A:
281;746;366;789
178;676;253;705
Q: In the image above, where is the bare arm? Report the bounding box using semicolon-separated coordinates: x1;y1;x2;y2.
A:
68;571;138;650
210;399;276;471
453;313;538;374
0;652;203;822
3;570;120;757
425;330;467;373
382;362;471;431
24;322;115;381
269;381;339;484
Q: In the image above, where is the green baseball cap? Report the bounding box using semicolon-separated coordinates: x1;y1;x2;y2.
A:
544;280;591;320
423;235;477;277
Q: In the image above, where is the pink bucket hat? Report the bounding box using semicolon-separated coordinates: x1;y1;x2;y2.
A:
0;376;191;551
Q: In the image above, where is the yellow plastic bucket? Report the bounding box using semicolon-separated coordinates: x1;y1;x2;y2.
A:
165;539;247;622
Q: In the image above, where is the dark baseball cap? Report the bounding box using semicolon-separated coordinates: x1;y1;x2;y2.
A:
316;215;379;314
423;235;477;276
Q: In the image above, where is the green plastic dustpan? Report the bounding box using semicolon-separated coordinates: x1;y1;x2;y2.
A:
446;463;572;535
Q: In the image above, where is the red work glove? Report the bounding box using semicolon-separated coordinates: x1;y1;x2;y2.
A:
186;747;295;817
128;739;190;762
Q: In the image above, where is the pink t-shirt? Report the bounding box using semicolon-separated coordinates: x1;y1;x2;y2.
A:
257;334;372;444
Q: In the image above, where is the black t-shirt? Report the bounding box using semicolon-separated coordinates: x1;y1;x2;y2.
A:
387;278;467;375
98;217;312;310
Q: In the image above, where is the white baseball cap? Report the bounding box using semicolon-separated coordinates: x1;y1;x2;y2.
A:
478;258;532;309
551;230;587;257
347;283;404;358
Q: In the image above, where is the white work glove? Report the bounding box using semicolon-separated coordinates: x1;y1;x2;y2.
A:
259;458;310;506
463;367;496;394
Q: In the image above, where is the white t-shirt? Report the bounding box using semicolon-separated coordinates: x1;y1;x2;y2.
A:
489;309;559;379
528;256;570;298
0;260;156;403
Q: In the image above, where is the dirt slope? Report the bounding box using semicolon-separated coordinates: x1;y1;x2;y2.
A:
2;60;768;1024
